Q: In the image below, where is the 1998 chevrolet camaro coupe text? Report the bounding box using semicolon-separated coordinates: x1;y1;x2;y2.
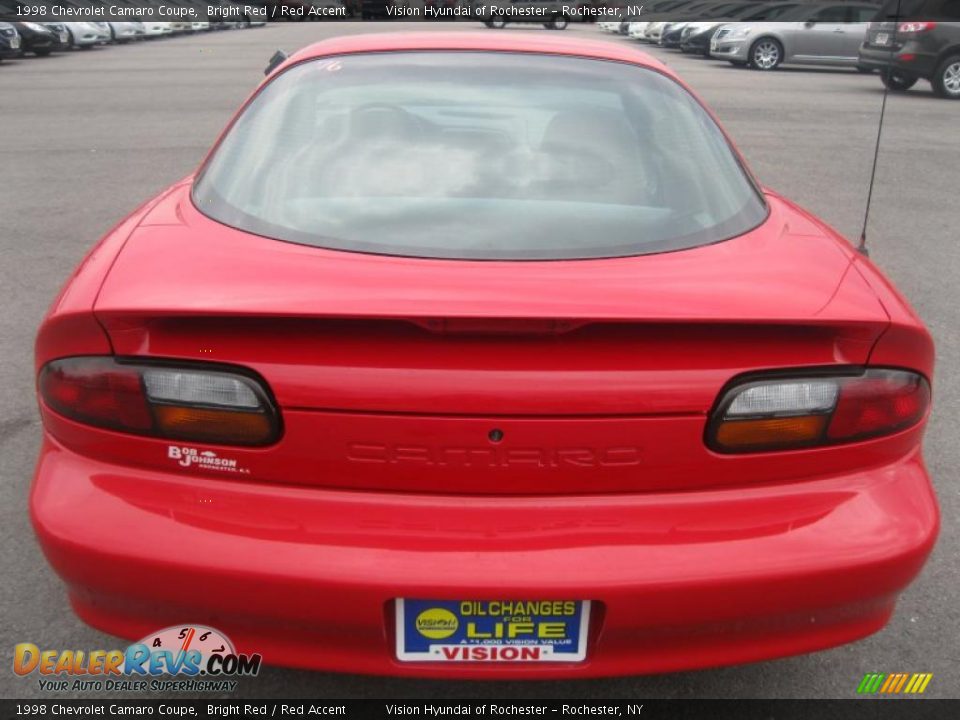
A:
32;32;937;678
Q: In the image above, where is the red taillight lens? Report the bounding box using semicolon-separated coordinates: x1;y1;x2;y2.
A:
898;21;937;33
708;369;930;453
39;357;280;446
39;358;153;431
827;371;930;442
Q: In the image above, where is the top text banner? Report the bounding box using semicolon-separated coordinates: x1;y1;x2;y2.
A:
0;2;697;24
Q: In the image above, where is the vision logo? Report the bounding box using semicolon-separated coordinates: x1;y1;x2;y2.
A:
857;673;933;695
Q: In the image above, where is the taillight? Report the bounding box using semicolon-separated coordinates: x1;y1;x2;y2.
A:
708;369;930;453
39;357;281;446
898;22;937;33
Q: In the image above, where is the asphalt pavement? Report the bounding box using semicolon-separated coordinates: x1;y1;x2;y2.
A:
0;22;957;700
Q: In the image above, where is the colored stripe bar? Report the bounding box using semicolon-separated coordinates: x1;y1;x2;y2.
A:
894;673;910;693
857;673;875;694
856;672;932;694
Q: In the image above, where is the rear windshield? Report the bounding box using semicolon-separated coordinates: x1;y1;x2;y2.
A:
193;52;767;261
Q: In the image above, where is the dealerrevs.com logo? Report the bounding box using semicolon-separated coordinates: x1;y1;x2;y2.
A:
14;625;261;693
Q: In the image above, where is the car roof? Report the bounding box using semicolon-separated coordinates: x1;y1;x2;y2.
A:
279;31;676;80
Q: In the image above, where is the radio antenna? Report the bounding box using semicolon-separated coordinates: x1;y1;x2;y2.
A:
859;0;903;256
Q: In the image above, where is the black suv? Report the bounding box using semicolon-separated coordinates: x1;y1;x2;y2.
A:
858;0;960;98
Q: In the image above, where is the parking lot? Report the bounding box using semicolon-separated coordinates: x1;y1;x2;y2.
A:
1;21;957;699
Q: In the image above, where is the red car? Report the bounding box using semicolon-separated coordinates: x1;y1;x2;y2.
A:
32;32;937;678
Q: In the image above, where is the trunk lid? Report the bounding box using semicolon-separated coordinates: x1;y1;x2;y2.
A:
89;184;890;494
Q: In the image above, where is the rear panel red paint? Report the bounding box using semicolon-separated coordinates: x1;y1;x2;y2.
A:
40;405;927;494
65;189;900;494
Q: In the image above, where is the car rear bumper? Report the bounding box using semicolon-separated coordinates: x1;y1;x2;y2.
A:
858;45;939;78
32;434;938;678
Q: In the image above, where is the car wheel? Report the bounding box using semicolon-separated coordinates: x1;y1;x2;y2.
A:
881;70;918;92
551;14;569;30
489;17;507;29
932;55;960;99
240;16;252;28
749;38;782;71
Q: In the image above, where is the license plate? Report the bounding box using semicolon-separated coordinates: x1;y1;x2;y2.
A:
11;37;20;49
60;32;68;43
710;40;718;50
875;32;890;46
396;599;590;662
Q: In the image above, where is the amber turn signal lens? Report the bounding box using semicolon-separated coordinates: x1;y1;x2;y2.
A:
153;405;274;445
714;415;828;452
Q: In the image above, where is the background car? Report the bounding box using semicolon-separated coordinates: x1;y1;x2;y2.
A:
140;21;174;37
0;21;20;62
679;2;808;56
858;0;960;98
660;2;764;48
64;22;105;49
90;22;113;44
478;0;573;29
6;22;59;57
40;21;71;51
106;22;142;43
636;2;723;42
710;2;880;69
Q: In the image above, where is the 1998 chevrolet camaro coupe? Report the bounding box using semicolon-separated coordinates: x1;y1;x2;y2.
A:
32;32;937;677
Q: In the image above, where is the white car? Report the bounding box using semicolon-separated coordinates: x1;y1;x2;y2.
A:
106;22;141;43
642;22;667;42
190;22;211;32
141;22;174;37
65;23;105;48
90;22;112;44
627;22;650;40
597;21;622;33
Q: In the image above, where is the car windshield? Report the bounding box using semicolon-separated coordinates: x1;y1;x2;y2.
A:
193;52;767;261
